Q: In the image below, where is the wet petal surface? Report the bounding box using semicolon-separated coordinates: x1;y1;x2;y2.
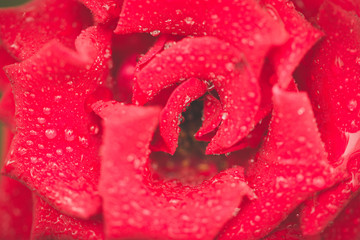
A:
2;26;111;219
94;101;255;240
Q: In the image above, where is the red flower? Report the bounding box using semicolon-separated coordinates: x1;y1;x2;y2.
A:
0;0;359;239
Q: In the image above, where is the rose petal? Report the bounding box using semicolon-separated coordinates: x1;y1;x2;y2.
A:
0;44;16;91
218;114;271;154
93;101;255;240
133;37;240;104
300;132;360;236
116;0;288;74
262;0;323;89
160;78;207;154
292;0;360;19
194;94;222;141
298;2;360;234
321;191;360;240
0;86;15;129
133;37;261;154
218;86;337;240
116;54;137;103
0;176;32;240
305;1;360;133
263;210;303;240
31;195;104;240
0;0;92;60
78;0;121;23
0;127;32;240
2;26;111;219
205;68;260;154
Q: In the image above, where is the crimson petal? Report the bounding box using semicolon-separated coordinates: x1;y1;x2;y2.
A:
160;78;207;154
0;128;32;240
218;86;337;240
116;0;288;74
2;26;111;219
134;37;261;154
93;101;255;240
306;1;360;133
321;191;360;240
0;0;91;60
298;2;360;234
78;0;121;23
0;44;16;91
0;86;15;129
194;94;222;141
31;195;104;240
262;0;323;89
300;131;360;236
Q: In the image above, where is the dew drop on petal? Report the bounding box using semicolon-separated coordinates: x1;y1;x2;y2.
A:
348;99;358;112
150;30;161;36
45;129;57;139
313;176;325;188
43;107;51;115
64;128;75;141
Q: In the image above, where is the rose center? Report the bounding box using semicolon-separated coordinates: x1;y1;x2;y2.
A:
150;99;227;185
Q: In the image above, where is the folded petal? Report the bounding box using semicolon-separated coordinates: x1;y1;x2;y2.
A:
31;196;104;240
298;2;360;234
160;78;207;154
0;0;92;60
306;1;360;133
2;26;111;219
0;44;16;91
0;128;32;240
0;86;15;128
262;0;323;88
93;101;255;240
263;211;303;240
78;0;121;23
218;86;337;240
116;0;288;74
300;132;360;236
321;191;360;240
134;37;261;154
194;94;222;141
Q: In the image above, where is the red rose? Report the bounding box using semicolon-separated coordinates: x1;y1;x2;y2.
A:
0;0;359;239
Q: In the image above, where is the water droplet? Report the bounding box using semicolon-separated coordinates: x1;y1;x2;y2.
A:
18;147;27;155
54;95;62;103
348;99;358;112
221;112;228;120
37;117;46;124
150;30;161;36
297;107;305;115
79;136;89;148
247;92;256;98
356;57;360;65
66;146;73;152
89;125;99;135
56;149;63;155
334;56;344;68
176;56;183;62
313;176;325;188
45;129;57;139
225;62;234;71
43;107;51;115
30;130;38;136
298;136;306;142
64;129;75;141
184;17;194;25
